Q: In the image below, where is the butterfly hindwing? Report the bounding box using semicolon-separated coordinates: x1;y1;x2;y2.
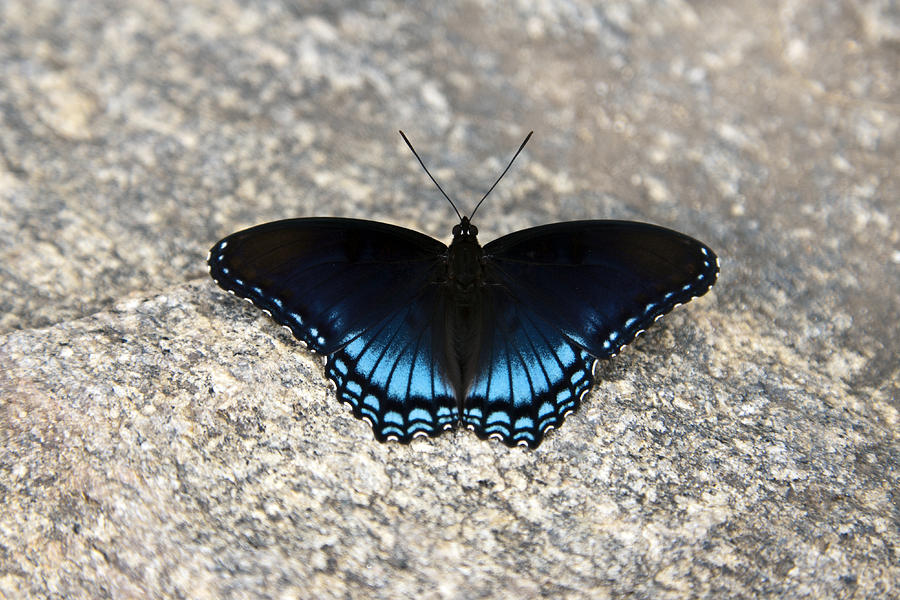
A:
325;285;459;442
463;285;595;448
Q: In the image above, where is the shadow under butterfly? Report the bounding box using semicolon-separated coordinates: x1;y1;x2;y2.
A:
208;132;719;448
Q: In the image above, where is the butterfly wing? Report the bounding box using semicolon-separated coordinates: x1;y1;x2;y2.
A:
325;284;460;442
208;218;459;442
463;284;596;447
463;220;718;447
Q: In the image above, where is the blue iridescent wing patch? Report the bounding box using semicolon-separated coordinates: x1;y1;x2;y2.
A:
463;284;595;447
324;285;459;442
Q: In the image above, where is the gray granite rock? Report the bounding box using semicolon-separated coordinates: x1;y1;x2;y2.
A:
1;0;897;598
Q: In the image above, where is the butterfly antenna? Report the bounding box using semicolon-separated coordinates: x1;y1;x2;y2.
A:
469;130;533;221
399;130;463;221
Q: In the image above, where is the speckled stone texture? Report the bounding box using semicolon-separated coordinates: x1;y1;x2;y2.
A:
1;1;897;599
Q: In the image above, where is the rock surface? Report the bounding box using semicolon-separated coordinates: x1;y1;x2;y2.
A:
1;1;897;598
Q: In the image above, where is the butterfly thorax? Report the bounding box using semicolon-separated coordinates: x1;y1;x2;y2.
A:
447;217;483;302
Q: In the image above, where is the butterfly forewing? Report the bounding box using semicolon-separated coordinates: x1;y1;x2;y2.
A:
482;221;718;359
209;218;447;353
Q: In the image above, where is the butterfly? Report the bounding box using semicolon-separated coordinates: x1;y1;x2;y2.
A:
207;131;718;448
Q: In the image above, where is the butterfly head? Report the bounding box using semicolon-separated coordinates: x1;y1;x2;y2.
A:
452;216;478;240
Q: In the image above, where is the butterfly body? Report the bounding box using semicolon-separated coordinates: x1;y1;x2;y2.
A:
442;217;486;400
208;215;718;448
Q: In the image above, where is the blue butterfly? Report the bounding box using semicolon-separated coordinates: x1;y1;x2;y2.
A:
208;132;718;448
